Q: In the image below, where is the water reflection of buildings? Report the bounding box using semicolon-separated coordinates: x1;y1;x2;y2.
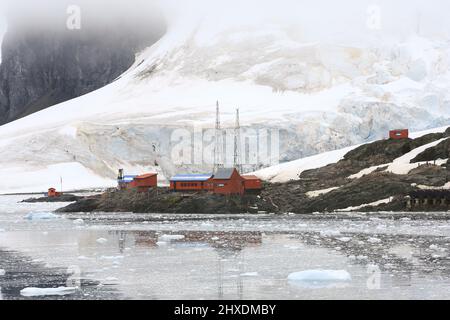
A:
110;230;263;299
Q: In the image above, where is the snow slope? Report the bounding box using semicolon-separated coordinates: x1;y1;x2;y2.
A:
1;2;450;192
254;145;358;183
255;126;449;183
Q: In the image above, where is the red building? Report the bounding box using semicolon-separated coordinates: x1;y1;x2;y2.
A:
169;169;263;195
169;174;213;192
212;168;245;196
242;175;262;192
389;129;409;140
48;188;62;198
48;188;57;197
131;173;158;192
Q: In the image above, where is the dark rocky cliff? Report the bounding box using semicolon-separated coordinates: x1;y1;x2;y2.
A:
0;11;165;125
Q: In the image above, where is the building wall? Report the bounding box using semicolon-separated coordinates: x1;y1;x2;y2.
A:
390;129;409;140
170;181;205;191
133;175;157;188
213;171;244;195
243;179;262;190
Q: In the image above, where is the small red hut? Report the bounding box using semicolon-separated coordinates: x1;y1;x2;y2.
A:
242;175;262;192
48;188;57;197
48;188;62;198
131;173;158;192
389;129;409;140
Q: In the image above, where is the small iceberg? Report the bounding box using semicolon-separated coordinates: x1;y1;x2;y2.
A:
159;234;185;241
240;272;259;277
24;212;58;221
20;286;77;297
96;238;108;244
288;270;352;289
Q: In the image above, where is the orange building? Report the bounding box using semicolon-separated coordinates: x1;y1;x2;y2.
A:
131;173;158;192
48;188;57;197
212;168;245;196
169;174;213;192
242;175;262;192
389;129;409;140
169;169;263;195
48;188;62;197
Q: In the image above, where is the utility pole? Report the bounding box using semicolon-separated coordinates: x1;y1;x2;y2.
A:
214;101;224;172
233;108;242;173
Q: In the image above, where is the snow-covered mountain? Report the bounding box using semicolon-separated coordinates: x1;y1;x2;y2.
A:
1;0;450;193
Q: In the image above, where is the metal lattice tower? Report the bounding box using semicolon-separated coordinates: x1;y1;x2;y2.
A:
214;101;224;171
233;108;242;173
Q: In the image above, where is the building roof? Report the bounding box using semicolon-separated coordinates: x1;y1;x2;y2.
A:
242;175;260;180
170;174;213;182
134;173;158;180
119;175;137;183
213;168;237;180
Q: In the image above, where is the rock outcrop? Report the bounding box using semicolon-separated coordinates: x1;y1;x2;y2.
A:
0;6;165;124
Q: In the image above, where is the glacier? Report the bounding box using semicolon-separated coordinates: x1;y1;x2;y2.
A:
1;0;450;193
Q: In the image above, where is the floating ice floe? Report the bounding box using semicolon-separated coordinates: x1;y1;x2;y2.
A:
73;219;84;225
24;212;59;220
367;237;382;244
159;234;185;241
20;287;77;297
0;269;5;276
99;255;124;260
104;277;118;283
320;230;341;237
240;272;259;277
288;270;352;289
96;238;108;244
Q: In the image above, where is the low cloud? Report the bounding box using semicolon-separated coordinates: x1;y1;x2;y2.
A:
1;0;449;42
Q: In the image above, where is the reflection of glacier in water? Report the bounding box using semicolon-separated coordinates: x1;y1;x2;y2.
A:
1;194;450;300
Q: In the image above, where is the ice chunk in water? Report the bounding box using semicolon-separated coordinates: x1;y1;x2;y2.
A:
159;234;185;241
20;287;77;297
0;269;5;276
24;212;58;220
288;270;352;288
241;272;259;277
96;238;108;244
73;219;84;225
368;237;382;244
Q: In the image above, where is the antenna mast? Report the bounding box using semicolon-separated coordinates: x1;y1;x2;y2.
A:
233;108;242;173
214;101;224;171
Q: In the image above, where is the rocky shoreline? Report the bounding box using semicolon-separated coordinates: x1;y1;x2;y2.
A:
22;194;83;203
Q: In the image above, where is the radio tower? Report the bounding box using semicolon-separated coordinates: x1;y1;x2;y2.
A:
213;101;224;171
233;108;242;173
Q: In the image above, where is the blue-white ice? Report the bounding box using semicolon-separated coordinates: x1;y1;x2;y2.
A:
288;270;352;289
24;212;59;221
20;287;77;297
